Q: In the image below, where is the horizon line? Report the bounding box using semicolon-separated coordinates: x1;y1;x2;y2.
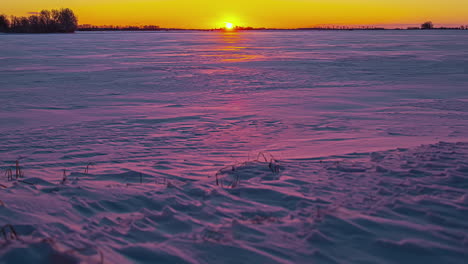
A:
77;24;468;31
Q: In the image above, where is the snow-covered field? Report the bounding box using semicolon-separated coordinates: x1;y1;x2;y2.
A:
1;31;468;263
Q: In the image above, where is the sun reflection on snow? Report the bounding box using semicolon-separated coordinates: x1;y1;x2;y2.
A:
201;31;263;62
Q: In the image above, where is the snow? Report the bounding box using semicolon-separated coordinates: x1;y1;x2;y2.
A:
1;30;468;263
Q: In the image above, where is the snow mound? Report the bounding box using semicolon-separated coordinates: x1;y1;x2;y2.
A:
1;142;468;263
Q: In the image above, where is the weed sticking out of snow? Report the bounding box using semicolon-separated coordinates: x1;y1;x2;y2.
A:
84;163;93;175
61;169;68;185
1;225;19;242
215;152;282;188
4;168;13;181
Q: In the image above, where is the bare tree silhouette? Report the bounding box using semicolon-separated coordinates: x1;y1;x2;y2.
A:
421;21;434;29
52;8;78;33
39;10;53;32
0;8;78;33
0;15;9;32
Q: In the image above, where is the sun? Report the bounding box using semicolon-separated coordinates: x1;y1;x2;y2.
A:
224;22;235;30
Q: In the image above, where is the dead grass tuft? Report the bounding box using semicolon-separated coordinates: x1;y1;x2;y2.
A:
4;168;13;181
1;224;19;241
84;162;93;175
215;152;281;188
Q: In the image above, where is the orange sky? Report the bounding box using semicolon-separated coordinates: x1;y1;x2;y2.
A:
1;0;467;28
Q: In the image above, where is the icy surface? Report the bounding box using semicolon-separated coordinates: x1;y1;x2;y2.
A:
1;31;468;263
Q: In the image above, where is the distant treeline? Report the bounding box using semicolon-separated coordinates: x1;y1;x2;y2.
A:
78;25;178;31
296;22;468;31
3;14;465;33
224;22;468;31
74;21;468;32
0;8;78;33
212;22;468;31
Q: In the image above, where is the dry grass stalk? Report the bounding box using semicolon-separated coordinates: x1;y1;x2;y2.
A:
61;169;68;184
1;224;19;241
257;152;269;162
215;152;280;188
84;162;93;175
15;160;24;179
4;168;13;181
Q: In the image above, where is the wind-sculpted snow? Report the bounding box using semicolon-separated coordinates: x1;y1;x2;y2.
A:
1;31;468;177
1;31;468;263
1;142;467;263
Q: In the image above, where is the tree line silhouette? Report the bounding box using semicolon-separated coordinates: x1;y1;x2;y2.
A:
78;24;165;31
0;8;78;33
1;11;466;33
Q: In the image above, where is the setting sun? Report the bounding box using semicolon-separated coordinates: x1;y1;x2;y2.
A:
224;22;234;30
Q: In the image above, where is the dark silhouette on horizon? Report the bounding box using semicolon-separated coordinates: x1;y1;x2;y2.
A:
0;8;78;33
421;21;434;29
2;12;467;33
213;22;467;31
78;24;165;31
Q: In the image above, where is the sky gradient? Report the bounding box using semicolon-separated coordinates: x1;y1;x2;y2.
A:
1;0;467;28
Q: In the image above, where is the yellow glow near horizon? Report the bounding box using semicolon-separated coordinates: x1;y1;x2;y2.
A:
1;0;467;28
